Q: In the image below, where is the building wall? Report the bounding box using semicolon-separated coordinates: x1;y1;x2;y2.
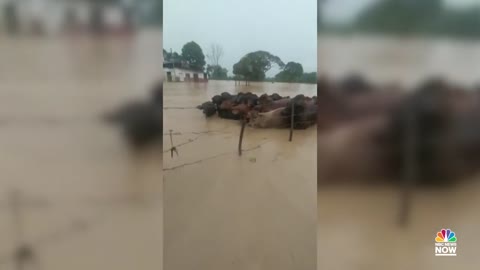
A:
0;0;134;35
164;68;207;82
0;0;66;35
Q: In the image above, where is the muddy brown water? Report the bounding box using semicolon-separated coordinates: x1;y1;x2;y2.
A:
0;30;163;270
2;29;478;270
319;35;480;88
318;35;480;270
163;80;317;270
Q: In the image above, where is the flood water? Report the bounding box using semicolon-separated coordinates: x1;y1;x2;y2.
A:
3;29;479;269
319;34;480;87
318;35;480;270
163;80;317;270
0;30;163;269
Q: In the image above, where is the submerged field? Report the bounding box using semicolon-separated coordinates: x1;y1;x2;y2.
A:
163;80;317;270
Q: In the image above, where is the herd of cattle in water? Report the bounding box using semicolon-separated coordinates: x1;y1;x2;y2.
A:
197;92;318;129
105;74;480;187
316;74;480;187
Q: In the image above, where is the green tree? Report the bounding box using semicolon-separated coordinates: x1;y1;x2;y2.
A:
4;2;19;35
275;62;304;82
181;41;206;71
299;72;317;84
429;8;480;37
318;0;326;33
325;0;480;38
356;0;443;34
207;65;228;80
149;0;163;26
233;51;285;82
164;49;181;62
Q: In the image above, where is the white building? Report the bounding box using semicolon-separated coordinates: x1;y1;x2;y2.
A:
163;62;208;82
0;0;136;36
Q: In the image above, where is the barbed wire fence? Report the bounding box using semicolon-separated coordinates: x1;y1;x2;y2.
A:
165;104;421;227
162;102;418;226
162;109;317;159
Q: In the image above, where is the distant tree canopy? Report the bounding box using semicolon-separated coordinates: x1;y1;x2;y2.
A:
207;65;228;80
299;72;317;84
233;51;285;81
354;0;480;37
163;49;181;62
150;0;163;26
356;0;442;33
318;0;326;32
181;41;206;71
431;7;480;37
275;62;304;82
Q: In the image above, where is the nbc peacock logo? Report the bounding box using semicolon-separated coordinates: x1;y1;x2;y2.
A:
436;229;457;243
435;229;457;256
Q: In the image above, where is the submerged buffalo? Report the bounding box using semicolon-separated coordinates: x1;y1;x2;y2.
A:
197;92;259;120
248;108;288;128
282;95;318;129
197;91;317;129
255;97;291;112
247;95;318;129
104;82;163;150
317;76;480;187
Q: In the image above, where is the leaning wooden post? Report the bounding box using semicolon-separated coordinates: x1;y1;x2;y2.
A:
169;129;178;158
238;117;246;156
289;102;295;142
398;108;417;227
10;190;36;270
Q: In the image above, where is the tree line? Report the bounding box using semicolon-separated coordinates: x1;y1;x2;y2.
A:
320;0;480;38
163;41;316;84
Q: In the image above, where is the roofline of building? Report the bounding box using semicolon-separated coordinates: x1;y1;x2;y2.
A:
164;67;206;72
163;63;204;73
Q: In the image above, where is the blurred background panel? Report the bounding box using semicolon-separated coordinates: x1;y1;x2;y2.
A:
0;0;163;269
318;0;480;269
318;0;480;86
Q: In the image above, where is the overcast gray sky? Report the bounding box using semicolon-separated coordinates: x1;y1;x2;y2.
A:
323;0;480;24
164;0;316;77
